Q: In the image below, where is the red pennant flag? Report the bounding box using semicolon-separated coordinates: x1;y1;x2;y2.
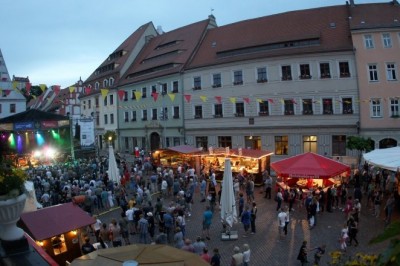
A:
53;85;61;95
291;99;297;104
152;92;159;102
5;90;11;96
85;86;91;95
117;90;125;101
243;97;250;104
215;96;222;104
184;94;191;103
26;82;31;91
268;98;274;103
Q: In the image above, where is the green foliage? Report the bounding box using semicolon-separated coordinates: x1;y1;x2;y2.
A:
103;130;117;144
0;157;28;197
346;136;374;153
369;221;400;265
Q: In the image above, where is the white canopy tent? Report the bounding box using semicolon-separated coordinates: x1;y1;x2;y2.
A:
108;145;121;184
363;146;400;172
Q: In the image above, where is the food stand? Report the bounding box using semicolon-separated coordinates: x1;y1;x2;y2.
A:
201;147;273;185
152;145;203;170
271;152;351;192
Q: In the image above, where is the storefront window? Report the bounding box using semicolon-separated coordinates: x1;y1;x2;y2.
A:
332;135;346;156
275;136;288;155
196;136;208;150
51;234;67;255
218;136;232;148
303;135;317;153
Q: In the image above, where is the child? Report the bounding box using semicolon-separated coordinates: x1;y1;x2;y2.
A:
313;245;326;265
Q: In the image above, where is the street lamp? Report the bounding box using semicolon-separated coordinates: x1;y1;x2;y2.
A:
108;136;112;147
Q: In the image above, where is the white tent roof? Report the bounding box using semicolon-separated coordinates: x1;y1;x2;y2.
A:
363;146;400;172
108;145;120;184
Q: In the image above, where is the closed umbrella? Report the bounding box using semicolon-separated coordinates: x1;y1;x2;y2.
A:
108;145;120;184
220;158;237;228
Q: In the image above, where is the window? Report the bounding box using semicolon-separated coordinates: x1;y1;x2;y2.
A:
109;95;114;105
173;106;179;119
364;34;374;49
131;89;136;100
124;91;128;101
173;137;180;146
152;108;158;120
103;79;108;87
161;83;167;95
303;135;317;153
193;76;201;90
104;114;108;124
281;65;292;80
142;87;147;98
386;63;397;81
110;114;114;124
95;82;99;89
214;104;223;118
124;137;129;150
382;33;392;48
131;111;136;121
332;135;346;156
284;100;294;115
104;96;107;106
124;112;129;122
339;61;350;78
10;104;16;113
96;113;99;126
196;136;208;150
342;97;353;114
371;99;382;117
151;85;157;94
257;67;268;82
299;64;311;79
51;234;67;255
142;110;147;121
160;107;168;120
95;97;99;107
390;98;400;117
322;98;333;114
368;64;378;82
0;104;2;113
212;73;222;87
83;101;86;110
235;102;245;117
86;100;90;110
275;136;288;155
259;100;269;116
320;62;331;78
218;136;232;148
1;90;6;97
233;70;243;85
172;81;179;93
109;77;115;86
194;105;202;119
302;99;313;115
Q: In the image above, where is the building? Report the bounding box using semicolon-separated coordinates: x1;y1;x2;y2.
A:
349;0;400;148
0;49;26;119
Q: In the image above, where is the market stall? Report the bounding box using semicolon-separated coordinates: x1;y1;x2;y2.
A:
271;152;351;191
152;144;203;169
363;147;400;172
201;147;273;185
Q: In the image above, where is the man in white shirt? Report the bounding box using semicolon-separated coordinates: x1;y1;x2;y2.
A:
277;208;287;239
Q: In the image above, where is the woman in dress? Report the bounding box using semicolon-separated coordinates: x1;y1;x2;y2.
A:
108;189;114;208
339;223;349;251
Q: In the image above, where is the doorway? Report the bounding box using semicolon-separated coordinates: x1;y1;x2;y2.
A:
150;132;161;151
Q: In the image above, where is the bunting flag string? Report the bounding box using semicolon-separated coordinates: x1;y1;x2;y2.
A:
134;91;142;101
151;92;159;102
26;82;31;91
215;96;222;104
229;97;236;104
53;85;61;96
256;98;263;103
268;98;274;103
243;97;250;104
39;84;47;92
184;94;191;103
69;86;76;93
200;95;207;102
85;86;91;95
168;93;176;102
100;88;109;99
12;81;18;89
117;90;125;101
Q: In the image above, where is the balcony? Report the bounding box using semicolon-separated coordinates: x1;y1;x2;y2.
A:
302;110;313;115
281;75;292;81
194;114;202;119
299;75;312;80
214;114;223;118
257;78;268;83
340;72;351;78
212;84;221;88
258;111;269;116
234;113;244;117
343;109;353;114
233;81;243;85
320;73;331;79
192;86;202;91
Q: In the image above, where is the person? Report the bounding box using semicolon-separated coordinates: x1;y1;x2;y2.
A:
81;236;96;255
264;173;272;199
297;240;309;265
384;193;396;226
201;247;211;263
146;212;155;242
313;245;326;265
347;216;359;247
138;213;149;244
275;188;283;211
155;228;167;244
339;223;349;251
211;248;221;266
181;238;195;253
193;236;206;256
99;223;110;248
202;205;213;240
250;201;257;234
238;193;245;217
231;246;244;266
109;219;122;247
241;205;251;237
277;208;287;239
92;216;102;242
284;206;290;236
242;244;251;266
374;190;382;218
174;227;184;249
119;213;130;245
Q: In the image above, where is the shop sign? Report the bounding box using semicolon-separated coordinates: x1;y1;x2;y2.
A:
41;120;58;128
14;122;34;130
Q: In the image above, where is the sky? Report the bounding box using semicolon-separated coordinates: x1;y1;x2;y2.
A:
0;0;389;88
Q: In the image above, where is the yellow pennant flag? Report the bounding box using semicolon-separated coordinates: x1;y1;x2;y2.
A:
134;91;142;101
200;95;207;102
256;98;263;103
101;88;109;99
229;97;236;104
280;98;284;104
12;81;18;89
69;86;76;93
39;84;46;92
168;93;176;102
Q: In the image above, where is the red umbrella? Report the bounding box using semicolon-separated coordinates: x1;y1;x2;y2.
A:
271;152;350;179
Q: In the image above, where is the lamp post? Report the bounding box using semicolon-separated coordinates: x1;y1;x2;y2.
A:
108;136;112;147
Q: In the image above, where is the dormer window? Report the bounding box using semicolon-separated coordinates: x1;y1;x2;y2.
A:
109;77;115;86
103;79;109;88
95;82;100;89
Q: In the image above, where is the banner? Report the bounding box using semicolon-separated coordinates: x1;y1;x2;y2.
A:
78;119;95;149
41;121;58;129
14;122;34;130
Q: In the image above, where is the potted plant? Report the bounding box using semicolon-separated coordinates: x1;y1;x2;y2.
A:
0;157;28;241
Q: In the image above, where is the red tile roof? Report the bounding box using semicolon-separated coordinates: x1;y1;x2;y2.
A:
348;2;400;30
187;5;353;69
119;19;212;85
20;203;95;241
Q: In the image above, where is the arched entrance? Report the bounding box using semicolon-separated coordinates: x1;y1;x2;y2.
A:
150;132;161;151
379;138;397;149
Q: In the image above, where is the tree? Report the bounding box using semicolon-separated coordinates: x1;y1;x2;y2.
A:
346;136;374;164
369;221;400;265
103;130;117;145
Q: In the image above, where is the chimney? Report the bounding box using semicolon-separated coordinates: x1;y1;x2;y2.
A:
208;14;217;29
349;0;355;7
156;26;164;35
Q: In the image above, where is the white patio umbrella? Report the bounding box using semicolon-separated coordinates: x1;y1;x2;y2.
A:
220;158;237;227
108;145;120;184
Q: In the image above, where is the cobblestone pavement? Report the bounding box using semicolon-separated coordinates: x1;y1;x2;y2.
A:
96;185;393;266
